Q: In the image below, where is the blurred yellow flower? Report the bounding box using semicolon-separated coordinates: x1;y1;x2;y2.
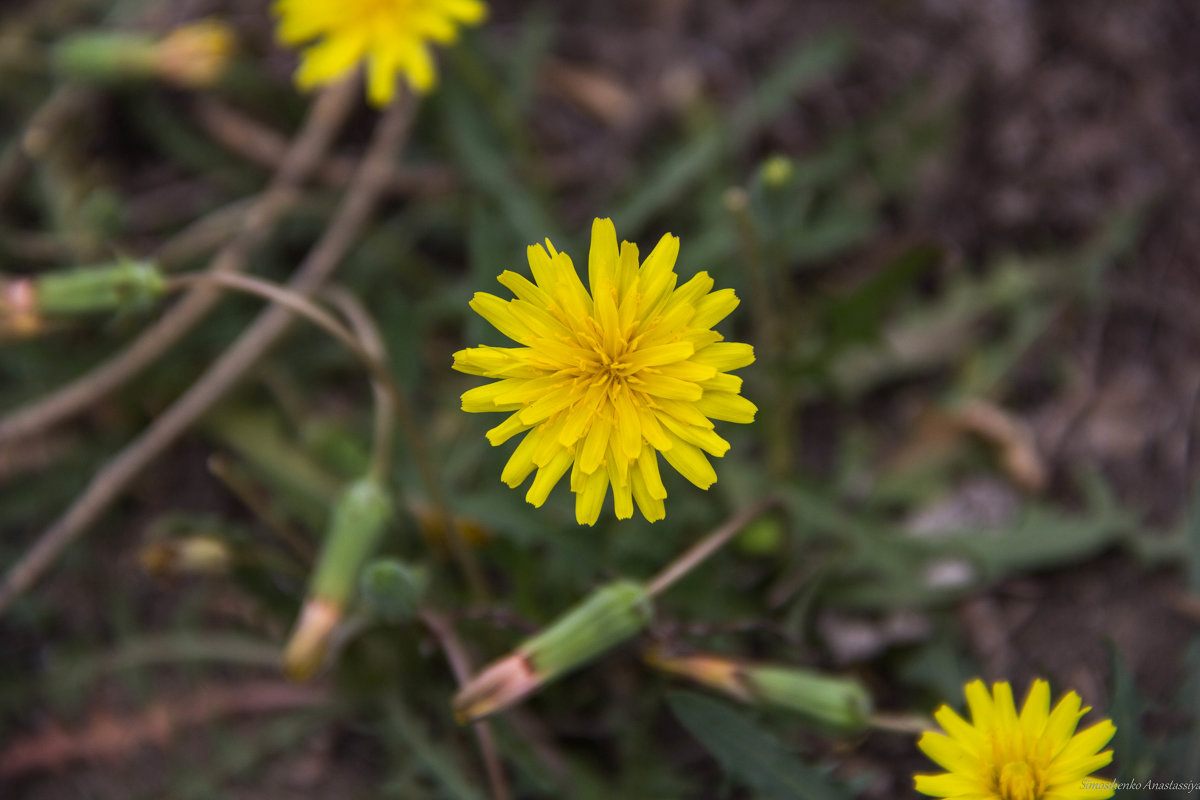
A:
915;679;1116;800
453;218;757;526
273;0;487;105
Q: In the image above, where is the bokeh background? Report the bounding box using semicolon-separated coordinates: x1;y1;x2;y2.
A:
2;0;1199;797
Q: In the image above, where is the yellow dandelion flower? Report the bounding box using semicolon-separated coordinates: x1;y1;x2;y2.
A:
915;678;1117;800
453;218;757;526
273;0;487;105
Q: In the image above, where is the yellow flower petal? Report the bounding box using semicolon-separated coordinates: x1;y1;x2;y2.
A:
273;0;486;103
914;679;1117;800
457;218;753;523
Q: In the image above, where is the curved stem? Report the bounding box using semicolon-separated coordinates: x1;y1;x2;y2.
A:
646;497;779;598
421;610;511;800
0;78;358;444
0;89;414;617
320;287;395;483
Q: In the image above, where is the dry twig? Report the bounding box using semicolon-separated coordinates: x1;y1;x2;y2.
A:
193;97;457;197
421;610;512;800
0;78;359;444
0;91;416;615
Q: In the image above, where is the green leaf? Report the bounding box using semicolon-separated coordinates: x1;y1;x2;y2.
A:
667;691;852;800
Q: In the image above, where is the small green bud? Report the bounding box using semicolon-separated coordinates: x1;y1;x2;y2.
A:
140;535;233;577
454;581;652;722
52;31;158;85
522;580;651;678
35;260;166;317
745;666;873;733
309;478;393;607
52;21;235;88
285;477;392;680
646;648;872;734
759;154;794;188
360;559;427;623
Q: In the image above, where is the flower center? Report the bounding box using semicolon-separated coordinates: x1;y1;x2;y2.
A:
998;760;1040;800
580;318;640;386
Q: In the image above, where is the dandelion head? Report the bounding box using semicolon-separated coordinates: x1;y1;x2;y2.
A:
273;0;487;105
453;218;757;526
915;679;1117;800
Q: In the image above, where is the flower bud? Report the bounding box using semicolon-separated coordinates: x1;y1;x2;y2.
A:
283;597;340;681
646;648;872;733
139;535;232;577
52;20;235;89
52;30;158;85
454;581;652;722
360;559;427;623
759;154;794;188
284;477;393;680
154;20;236;88
744;665;872;733
0;278;39;339
35;259;166;317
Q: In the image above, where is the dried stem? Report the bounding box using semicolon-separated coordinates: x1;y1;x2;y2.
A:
321;287;395;483
163;273;491;601
0;78;358;445
0;90;415;616
646;497;779;598
193;97;457;197
421;610;511;800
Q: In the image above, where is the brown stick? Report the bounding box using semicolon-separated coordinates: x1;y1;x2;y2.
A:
0;78;358;444
421;610;512;800
193;97;457;197
646;497;779;598
0;92;416;615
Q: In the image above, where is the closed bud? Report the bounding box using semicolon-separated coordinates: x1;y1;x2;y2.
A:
645;648;751;701
759;154;794;188
0;278;40;339
52;30;157;85
744;665;872;733
360;559;427;623
454;581;652;722
154;20;236;88
284;477;393;680
52;21;235;89
139;535;232;577
283;597;340;681
646;648;872;733
34;259;166;317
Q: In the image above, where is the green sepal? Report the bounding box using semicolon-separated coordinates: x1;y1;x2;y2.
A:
36;260;166;316
745;666;872;733
520;580;651;680
310;478;393;607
